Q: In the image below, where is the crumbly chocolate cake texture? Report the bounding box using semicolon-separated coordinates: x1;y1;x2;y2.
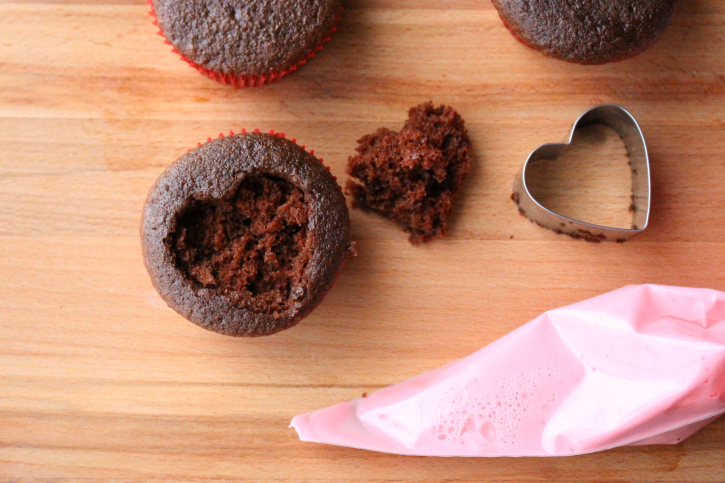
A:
491;0;679;65
151;0;342;76
346;103;472;244
141;132;353;337
171;174;311;315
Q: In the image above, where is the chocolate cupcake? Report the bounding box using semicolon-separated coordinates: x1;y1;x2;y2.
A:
150;0;342;86
141;131;354;337
491;0;679;64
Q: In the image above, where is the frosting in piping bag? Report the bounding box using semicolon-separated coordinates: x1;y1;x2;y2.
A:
291;285;725;456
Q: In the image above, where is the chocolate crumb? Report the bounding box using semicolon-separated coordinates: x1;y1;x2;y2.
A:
576;229;607;243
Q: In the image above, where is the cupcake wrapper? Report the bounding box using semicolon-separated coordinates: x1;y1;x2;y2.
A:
148;0;341;87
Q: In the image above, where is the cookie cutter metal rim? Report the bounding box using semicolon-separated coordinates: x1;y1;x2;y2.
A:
513;104;651;242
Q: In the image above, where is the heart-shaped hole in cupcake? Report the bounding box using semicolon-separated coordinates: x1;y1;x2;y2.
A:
524;123;634;229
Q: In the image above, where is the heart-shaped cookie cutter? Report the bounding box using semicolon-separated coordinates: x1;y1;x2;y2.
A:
512;104;651;243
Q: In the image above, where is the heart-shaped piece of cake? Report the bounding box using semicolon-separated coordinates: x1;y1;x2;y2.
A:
346;103;472;244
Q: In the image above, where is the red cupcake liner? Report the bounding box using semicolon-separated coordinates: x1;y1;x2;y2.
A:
189;129;341;188
147;0;341;87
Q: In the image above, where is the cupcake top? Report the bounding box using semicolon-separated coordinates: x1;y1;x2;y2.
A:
492;0;679;64
141;132;352;337
152;0;342;75
346;103;472;244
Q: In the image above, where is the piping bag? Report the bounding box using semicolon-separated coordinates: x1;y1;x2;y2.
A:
291;285;725;456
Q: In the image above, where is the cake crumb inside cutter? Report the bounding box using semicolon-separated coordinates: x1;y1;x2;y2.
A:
512;104;651;243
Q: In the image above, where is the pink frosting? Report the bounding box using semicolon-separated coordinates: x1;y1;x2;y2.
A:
291;285;725;456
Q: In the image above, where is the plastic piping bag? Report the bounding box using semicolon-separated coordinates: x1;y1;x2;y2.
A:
291;285;725;456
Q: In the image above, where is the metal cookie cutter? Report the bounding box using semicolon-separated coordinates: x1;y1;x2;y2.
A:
512;104;651;243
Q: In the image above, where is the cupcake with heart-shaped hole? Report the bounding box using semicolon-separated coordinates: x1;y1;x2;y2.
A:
141;131;355;337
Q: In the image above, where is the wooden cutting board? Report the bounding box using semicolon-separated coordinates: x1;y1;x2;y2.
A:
2;0;725;481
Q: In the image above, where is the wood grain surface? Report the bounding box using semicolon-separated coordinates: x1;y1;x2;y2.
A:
2;0;725;481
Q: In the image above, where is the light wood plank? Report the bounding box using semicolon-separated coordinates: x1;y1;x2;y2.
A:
1;0;725;481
